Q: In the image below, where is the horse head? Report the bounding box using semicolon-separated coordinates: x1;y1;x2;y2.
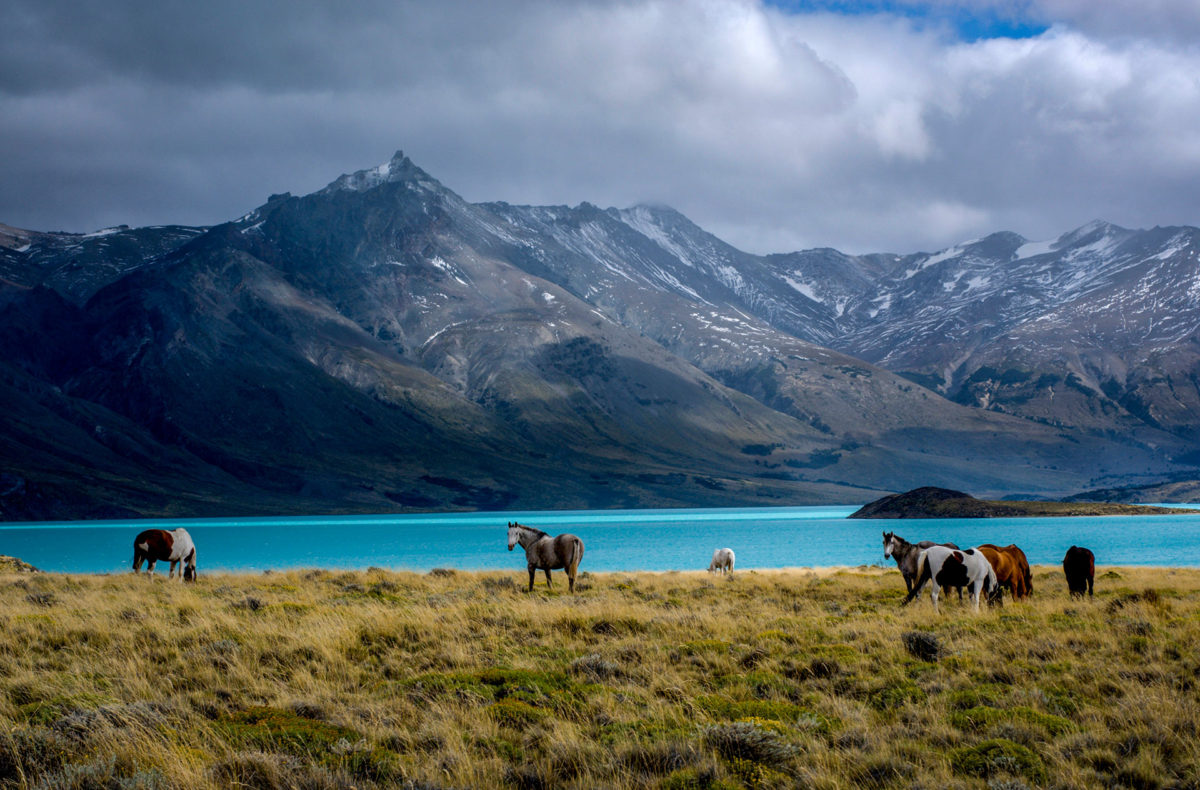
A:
507;522;520;551
985;578;1004;607
882;532;896;559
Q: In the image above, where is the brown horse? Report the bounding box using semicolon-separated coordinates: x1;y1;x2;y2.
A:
976;544;1032;600
507;522;584;593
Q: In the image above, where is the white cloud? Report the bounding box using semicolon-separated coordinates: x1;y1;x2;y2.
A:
1;0;1199;253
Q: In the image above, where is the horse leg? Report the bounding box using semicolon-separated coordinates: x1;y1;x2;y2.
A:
568;569;576;593
146;559;157;575
1087;576;1094;598
930;585;940;613
544;569;553;588
527;567;535;592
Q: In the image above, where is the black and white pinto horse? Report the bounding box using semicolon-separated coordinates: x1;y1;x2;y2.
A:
507;522;585;593
132;528;197;581
883;532;962;601
902;545;999;612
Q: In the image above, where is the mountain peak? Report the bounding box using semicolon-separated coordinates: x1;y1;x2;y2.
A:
318;150;438;195
1054;219;1125;248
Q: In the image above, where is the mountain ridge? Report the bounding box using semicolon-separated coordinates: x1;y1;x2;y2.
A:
1;152;1196;519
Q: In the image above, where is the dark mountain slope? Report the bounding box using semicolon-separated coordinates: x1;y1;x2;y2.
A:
1;152;1194;519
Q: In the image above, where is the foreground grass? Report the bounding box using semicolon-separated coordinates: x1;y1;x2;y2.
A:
1;566;1198;789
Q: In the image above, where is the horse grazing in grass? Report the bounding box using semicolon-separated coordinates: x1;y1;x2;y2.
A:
507;522;584;593
132;528;197;581
883;532;961;600
977;543;1033;599
708;548;735;575
1063;545;1095;598
903;545;999;612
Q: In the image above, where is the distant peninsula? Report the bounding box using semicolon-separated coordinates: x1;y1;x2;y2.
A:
848;487;1183;519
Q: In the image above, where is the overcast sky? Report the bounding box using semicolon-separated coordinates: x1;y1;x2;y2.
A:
3;0;1199;254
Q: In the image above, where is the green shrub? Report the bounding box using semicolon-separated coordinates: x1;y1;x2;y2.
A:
660;766;739;790
951;738;1047;784
17;693;110;726
864;678;926;711
703;720;798;768
488;699;547;728
950;706;1074;736
218;707;402;782
696;697;835;735
220;706;362;754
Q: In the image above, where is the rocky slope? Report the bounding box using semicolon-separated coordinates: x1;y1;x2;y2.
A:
0;152;1195;519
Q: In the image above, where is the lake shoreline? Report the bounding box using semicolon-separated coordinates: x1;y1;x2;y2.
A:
10;563;1194;580
5;504;1200;573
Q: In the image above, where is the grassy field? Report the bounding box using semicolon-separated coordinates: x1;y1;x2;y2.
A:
1;564;1198;789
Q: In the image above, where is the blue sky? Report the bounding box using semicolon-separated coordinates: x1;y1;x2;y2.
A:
2;0;1198;254
765;0;1050;41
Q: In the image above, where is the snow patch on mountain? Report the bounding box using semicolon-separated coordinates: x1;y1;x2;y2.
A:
1015;239;1054;259
783;275;818;302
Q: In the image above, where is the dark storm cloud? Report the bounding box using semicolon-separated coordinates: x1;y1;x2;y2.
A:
2;0;1199;253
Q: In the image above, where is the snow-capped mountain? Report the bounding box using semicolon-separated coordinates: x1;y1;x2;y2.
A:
775;221;1200;442
0;152;1194;519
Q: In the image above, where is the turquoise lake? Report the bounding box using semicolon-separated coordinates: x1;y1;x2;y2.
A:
3;505;1200;574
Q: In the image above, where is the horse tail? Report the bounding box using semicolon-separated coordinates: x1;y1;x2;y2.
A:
564;536;584;593
568;537;584;575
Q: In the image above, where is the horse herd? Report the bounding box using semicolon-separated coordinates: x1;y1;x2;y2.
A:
130;523;1099;607
884;531;1096;611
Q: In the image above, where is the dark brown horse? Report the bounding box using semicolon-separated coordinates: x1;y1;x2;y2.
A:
507;522;584;593
1063;545;1095;598
977;543;1033;599
883;532;961;599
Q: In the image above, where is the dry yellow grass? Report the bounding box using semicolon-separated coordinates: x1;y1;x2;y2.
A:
1;565;1198;789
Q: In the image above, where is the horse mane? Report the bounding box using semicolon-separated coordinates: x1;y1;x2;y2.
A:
510;522;548;539
887;533;917;557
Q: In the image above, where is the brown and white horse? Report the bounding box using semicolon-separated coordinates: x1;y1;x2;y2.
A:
507;522;584;593
883;532;961;600
132;528;197;581
903;545;999;612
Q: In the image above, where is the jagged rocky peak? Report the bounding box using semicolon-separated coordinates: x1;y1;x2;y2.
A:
319;150;440;195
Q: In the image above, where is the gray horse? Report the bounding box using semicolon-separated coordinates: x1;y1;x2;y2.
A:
883;531;961;599
507;522;585;593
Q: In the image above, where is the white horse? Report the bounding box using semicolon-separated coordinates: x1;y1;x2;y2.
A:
708;547;735;575
903;545;997;612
